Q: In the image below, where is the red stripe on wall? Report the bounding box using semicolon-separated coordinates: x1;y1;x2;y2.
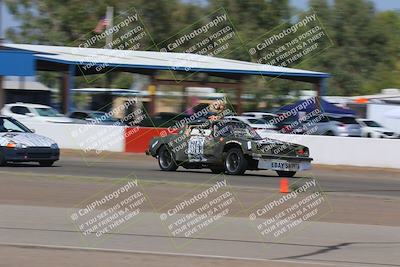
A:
124;127;178;153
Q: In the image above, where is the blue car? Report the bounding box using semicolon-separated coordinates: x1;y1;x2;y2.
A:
0;116;59;166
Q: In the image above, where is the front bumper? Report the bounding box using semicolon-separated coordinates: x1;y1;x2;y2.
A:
253;154;312;171
1;146;60;162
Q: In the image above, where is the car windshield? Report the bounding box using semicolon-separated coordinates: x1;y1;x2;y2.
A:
275;116;296;126
0;118;31;133
216;121;262;140
363;120;382;127
34;107;61;117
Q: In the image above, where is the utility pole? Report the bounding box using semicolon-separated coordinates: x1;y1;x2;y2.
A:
0;0;4;110
104;6;114;111
105;6;114;49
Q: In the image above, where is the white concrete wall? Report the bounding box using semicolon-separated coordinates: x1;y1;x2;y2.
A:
22;123;400;168
261;133;400;169
25;122;125;152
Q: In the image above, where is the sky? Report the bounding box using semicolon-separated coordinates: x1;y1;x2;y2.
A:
1;0;400;40
290;0;400;11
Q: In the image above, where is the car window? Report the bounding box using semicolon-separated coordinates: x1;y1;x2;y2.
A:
329;116;358;124
10;106;30;115
78;112;89;119
70;112;84;119
0;118;31;133
363;120;381;127
262;115;275;121
34;107;60;117
228;122;262;140
248;118;266;124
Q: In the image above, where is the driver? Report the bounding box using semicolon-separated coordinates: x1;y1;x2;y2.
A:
208;101;226;121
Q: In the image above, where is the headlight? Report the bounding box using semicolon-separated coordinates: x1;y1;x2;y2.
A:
51;143;59;149
6;141;27;149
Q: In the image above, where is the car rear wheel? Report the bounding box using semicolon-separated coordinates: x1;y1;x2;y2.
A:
39;160;55;167
325;130;334;136
276;171;296;177
224;148;247;175
158;146;178;171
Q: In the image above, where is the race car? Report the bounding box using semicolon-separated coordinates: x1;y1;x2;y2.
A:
0;116;59;166
146;120;312;177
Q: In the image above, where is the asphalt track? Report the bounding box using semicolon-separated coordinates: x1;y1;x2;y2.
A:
0;154;399;197
1;153;400;267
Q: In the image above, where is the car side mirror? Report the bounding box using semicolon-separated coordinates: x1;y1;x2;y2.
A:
26;113;35;117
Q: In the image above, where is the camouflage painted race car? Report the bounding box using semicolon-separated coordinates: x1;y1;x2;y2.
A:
146;120;312;177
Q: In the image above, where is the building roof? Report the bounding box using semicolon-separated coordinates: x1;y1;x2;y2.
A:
3;79;52;91
2;43;330;82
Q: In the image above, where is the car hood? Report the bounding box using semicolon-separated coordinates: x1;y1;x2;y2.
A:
0;132;56;147
255;138;306;156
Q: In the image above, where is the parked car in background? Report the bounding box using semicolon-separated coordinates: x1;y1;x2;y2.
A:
242;112;278;122
266;113;361;137
68;110;124;126
273;114;306;135
326;115;362;137
224;116;278;135
299;114;348;136
1;103;72;123
357;119;399;138
0;116;59;166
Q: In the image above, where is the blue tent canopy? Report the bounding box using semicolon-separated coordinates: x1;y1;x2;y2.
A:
279;98;355;116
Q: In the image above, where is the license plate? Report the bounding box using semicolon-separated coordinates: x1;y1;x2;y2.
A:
271;160;299;171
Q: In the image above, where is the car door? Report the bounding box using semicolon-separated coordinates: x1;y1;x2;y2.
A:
185;127;208;162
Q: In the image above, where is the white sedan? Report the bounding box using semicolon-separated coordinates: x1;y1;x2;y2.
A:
357;119;399;139
1;103;73;123
224;116;278;135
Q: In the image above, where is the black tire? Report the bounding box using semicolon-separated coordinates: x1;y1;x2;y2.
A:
210;167;225;174
224;148;247;175
276;171;296;177
367;133;371;138
325;131;334;136
0;153;6;166
158;146;178;171
39;160;55;167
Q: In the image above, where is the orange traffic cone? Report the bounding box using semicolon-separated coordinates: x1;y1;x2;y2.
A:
280;178;290;193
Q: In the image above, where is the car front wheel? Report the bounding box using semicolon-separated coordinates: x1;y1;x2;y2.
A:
224;148;247;175
0;153;6;166
158;146;178;171
276;171;296;177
